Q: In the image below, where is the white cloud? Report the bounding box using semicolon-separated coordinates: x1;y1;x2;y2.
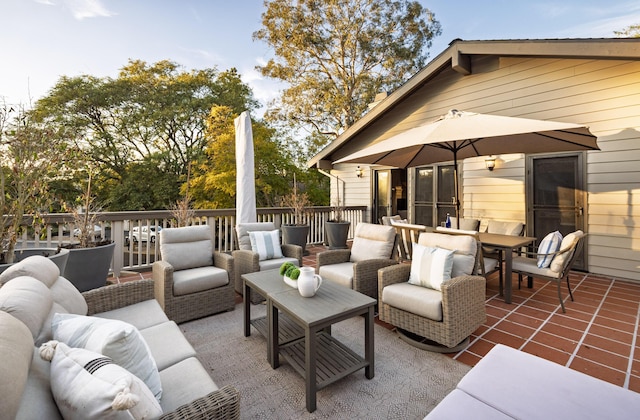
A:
64;0;115;20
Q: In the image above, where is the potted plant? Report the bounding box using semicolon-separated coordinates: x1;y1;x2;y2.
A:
325;176;350;249
61;169;115;292
281;174;311;254
0;104;68;269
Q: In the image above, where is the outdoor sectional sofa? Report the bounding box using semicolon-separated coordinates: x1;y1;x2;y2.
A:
0;255;239;419
426;344;640;419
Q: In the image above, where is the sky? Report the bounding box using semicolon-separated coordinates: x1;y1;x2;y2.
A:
1;0;639;114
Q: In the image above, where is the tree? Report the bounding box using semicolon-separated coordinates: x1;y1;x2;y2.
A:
254;0;441;139
615;24;640;38
32;60;257;209
189;105;298;209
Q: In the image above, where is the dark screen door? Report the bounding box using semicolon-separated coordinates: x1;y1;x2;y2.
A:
527;154;586;270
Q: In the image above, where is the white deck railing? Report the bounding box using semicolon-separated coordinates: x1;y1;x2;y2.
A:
9;206;366;276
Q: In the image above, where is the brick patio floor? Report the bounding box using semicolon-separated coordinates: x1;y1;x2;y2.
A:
114;243;640;393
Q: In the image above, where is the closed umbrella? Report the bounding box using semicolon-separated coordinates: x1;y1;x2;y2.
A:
334;109;599;223
235;111;256;224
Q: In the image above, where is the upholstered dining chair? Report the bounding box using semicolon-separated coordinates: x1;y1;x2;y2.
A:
378;230;486;351
482;220;525;288
316;222;397;300
511;231;585;312
233;222;302;303
152;225;235;323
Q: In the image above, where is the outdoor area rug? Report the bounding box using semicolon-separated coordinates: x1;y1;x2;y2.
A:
179;303;470;419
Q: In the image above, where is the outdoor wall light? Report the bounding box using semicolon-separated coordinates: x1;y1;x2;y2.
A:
355;166;363;178
485;156;496;171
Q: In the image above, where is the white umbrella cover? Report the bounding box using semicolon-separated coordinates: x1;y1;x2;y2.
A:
235;111;256;224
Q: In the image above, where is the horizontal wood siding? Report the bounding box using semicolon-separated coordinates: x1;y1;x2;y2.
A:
342;55;640;282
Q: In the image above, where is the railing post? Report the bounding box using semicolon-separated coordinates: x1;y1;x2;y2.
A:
111;220;124;277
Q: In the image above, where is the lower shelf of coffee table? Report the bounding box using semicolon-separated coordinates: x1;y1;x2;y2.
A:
280;332;368;390
251;313;304;345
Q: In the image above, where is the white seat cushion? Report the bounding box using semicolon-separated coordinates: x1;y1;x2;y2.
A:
139;321;197;371
172;266;229;296
382;282;443;321
258;257;299;271
512;256;560;278
94;299;169;331
319;262;354;289
159;357;219;413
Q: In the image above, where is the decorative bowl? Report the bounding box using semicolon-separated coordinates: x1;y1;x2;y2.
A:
283;275;298;289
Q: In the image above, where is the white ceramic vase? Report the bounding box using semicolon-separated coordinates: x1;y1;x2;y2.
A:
297;266;322;297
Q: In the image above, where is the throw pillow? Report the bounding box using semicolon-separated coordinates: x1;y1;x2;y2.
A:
40;340;162;420
52;314;162;402
550;230;584;273
537;231;563;268
408;243;455;291
249;230;283;261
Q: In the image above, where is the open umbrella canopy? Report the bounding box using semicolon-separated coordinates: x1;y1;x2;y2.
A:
334;109;599;168
334;109;599;223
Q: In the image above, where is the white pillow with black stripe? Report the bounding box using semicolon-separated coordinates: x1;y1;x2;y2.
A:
249;230;283;261
40;340;162;420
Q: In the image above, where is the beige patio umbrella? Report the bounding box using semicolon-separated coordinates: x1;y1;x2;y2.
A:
334;109;599;224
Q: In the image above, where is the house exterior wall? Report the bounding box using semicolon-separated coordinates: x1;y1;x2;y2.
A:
332;55;640;282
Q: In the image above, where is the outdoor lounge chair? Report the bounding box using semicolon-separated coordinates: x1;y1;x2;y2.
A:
316;222;397;300
233;222;302;303
378;230;486;351
152;224;235;323
511;230;585;312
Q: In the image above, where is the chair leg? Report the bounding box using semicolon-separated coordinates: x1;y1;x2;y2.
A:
566;276;574;301
557;281;566;313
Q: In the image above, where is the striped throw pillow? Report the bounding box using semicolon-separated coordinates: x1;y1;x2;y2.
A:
408;243;454;291
537;231;563;268
249;230;283;261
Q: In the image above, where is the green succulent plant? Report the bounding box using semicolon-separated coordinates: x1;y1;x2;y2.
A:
279;262;296;275
285;265;300;280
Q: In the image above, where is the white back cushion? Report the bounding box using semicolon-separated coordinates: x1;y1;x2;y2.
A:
550;230;584;273
248;230;283;261
160;225;213;271
487;220;524;236
408;244;454;291
350;223;395;262
419;232;477;276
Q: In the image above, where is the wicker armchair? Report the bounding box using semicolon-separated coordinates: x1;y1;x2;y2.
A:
233;222;302;304
152;225;235;324
378;231;486;350
82;280;240;419
316;222;397;300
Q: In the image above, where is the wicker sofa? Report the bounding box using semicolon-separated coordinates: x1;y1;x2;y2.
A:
0;255;239;419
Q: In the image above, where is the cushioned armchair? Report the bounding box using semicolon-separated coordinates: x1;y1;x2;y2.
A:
512;230;585;312
233;222;302;303
152;225;235;323
316;222;397;300
378;231;486;350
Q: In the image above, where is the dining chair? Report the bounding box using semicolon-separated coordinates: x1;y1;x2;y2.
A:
511;231;585;312
483;220;525;290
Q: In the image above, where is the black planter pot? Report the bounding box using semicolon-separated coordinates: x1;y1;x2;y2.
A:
0;247;69;275
63;242;115;292
282;224;310;255
325;221;350;249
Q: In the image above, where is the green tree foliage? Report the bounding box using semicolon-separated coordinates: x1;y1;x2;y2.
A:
189;106;300;209
32;60;257;210
254;0;441;139
614;24;640;37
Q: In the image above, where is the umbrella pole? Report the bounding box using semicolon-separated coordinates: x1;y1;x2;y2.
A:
453;152;460;227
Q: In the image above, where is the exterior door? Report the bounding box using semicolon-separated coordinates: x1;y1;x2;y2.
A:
414;164;456;227
527;153;586;270
373;169;408;223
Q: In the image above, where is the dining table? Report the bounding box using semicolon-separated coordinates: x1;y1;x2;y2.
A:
478;232;536;304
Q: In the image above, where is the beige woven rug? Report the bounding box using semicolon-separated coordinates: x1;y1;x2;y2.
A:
180;304;470;419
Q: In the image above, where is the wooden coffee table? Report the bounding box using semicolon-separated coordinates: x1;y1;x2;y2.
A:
267;280;376;412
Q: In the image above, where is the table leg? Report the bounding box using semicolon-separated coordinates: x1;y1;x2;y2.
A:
269;301;279;368
365;305;375;379
504;247;513;304
305;327;317;412
243;280;250;337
